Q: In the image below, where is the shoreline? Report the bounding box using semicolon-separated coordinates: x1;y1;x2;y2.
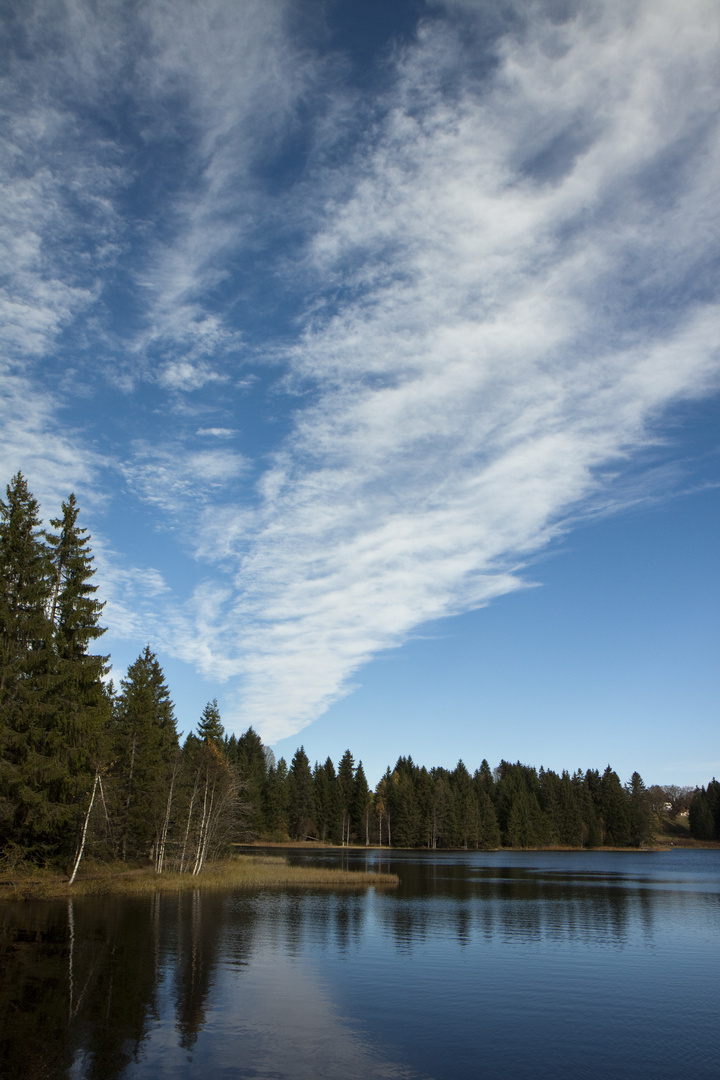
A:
3;839;717;901
239;838;720;852
0;853;400;901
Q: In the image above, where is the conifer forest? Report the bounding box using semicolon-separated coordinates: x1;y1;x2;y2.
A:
1;473;718;872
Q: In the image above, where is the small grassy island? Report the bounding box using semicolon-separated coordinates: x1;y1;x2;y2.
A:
0;854;400;901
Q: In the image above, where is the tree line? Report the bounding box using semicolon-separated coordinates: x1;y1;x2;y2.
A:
1;473;717;871
250;749;716;850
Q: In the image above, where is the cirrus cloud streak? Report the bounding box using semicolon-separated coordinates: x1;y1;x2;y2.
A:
218;1;720;740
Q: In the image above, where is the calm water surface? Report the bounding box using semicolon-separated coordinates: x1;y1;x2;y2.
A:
1;849;719;1079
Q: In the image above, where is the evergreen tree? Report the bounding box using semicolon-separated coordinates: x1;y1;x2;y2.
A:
44;494;111;860
313;758;336;843
494;761;547;846
111;646;178;860
449;760;478;849
473;766;500;849
416;766;439;848
46;495;105;659
475;786;501;849
235;726;267;837
0;474;56;859
706;779;720;839
627;771;654;846
263;757;289;838
197;699;224;744
427;769;451;848
375;769;393;847
505;787;546;847
597;766;632;846
288;747;314;840
539;768;584;847
689;787;716;840
390;758;421;847
353;761;372;846
476;759;495;798
324;757;344;843
337;749;355;845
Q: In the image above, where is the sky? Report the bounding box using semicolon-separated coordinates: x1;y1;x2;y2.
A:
1;0;719;789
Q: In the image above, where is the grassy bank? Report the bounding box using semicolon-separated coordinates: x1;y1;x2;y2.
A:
0;854;400;901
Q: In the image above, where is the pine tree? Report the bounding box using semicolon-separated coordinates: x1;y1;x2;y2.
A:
263;757;289;838
353;761;372;846
706;778;720;839
475;786;501;849
476;759;495;798
494;761;547;847
337;749;355;845
390;758;421;847
0;474;56;859
313;759;333;842
689;787;716;840
450;760;478;849
288;747;314;840
46;495;105;659
375;768;393;847
44;494;110;860
598;766;632;846
235;726;267;836
111;646;178;861
426;768;450;848
627;772;654;846
581;769;603;847
197;700;225;744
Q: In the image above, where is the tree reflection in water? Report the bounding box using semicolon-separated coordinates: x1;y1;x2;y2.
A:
0;887;421;1080
1;852;719;1079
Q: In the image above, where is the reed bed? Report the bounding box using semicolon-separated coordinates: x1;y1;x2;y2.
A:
0;854;399;900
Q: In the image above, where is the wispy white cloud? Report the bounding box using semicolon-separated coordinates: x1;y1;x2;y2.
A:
196;427;237;439
122;444;247;516
0;370;108;514
125;0;322;378
0;0;132;364
1;0;316;388
158;358;227;392
213;0;720;740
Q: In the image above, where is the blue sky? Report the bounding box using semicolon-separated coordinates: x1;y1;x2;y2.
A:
2;0;718;788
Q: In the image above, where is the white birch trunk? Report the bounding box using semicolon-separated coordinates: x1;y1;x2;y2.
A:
194;780;216;875
179;773;199;874
155;761;177;874
69;771;100;885
192;770;210;876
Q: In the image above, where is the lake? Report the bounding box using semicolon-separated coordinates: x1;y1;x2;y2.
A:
1;848;719;1079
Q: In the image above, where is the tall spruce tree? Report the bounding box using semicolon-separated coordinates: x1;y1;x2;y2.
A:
626;772;654;846
235;726;267;837
689;787;716;840
44;494;110;859
263;756;289;837
598;765;632;846
426;768;450;848
337;749;355;845
353;761;372;846
111;646;178;860
313;759;333;843
197;700;225;744
450;760;478;849
288;746;314;840
0;474;56;859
